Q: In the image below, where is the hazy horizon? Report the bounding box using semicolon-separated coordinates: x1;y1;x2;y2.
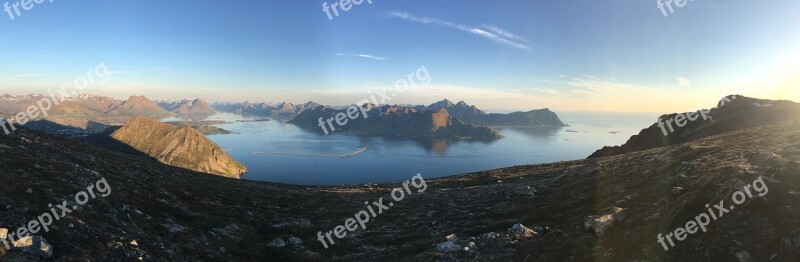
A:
0;90;761;115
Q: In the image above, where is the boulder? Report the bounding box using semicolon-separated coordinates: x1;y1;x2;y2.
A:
267;238;286;248
585;207;625;237
14;236;53;259
736;251;753;262
672;187;685;196
445;233;458;242
508;223;538;238
286;237;303;249
435;241;462;252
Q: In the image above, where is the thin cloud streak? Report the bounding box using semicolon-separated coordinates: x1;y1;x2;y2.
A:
334;53;387;60
482;24;524;41
8;74;46;79
387;11;529;50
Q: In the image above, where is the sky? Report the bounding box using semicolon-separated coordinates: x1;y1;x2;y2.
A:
0;0;798;112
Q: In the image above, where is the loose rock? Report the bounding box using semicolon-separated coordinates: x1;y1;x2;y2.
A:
435;241;462;252
14;236;53;259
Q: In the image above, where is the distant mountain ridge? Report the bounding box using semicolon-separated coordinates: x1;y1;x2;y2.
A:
0;94;173;119
213;99;565;128
108;116;247;178
158;99;217;116
212;101;321;120
427;99;567;127
289;104;503;140
588;95;800;158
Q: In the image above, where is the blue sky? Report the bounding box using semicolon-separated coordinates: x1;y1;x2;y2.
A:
1;0;798;112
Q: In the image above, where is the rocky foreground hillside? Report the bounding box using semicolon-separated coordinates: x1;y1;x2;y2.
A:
589;95;800;158
105;116;246;178
0;117;798;260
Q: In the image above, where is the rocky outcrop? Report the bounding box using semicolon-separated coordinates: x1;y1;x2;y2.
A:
14;236;53;259
109;116;247;178
584;207;625;237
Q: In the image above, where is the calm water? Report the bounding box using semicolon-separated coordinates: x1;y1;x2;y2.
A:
197;112;658;185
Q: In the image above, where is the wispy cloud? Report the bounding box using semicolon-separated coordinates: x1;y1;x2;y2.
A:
8;74;46;79
387;11;529;50
334;53;387;60
482;24;525;41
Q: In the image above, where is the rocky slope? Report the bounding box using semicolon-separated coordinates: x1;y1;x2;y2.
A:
289;105;503;140
427;99;567;127
589;95;800;158
0;118;798;260
107;116;247;178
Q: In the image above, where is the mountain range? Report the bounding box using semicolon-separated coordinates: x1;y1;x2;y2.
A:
0;94;173;120
212;101;321;120
289;104;504;140
157;99;217;116
427;99;567;127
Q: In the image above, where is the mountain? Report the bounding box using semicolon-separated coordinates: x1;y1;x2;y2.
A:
427;99;456;111
158;99;217;116
588;95;800;158
0;117;798;260
0;94;174;136
107;116;247;178
427;99;567;127
289;104;503;140
0;94;173;119
212;101;321;120
105;96;174;118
